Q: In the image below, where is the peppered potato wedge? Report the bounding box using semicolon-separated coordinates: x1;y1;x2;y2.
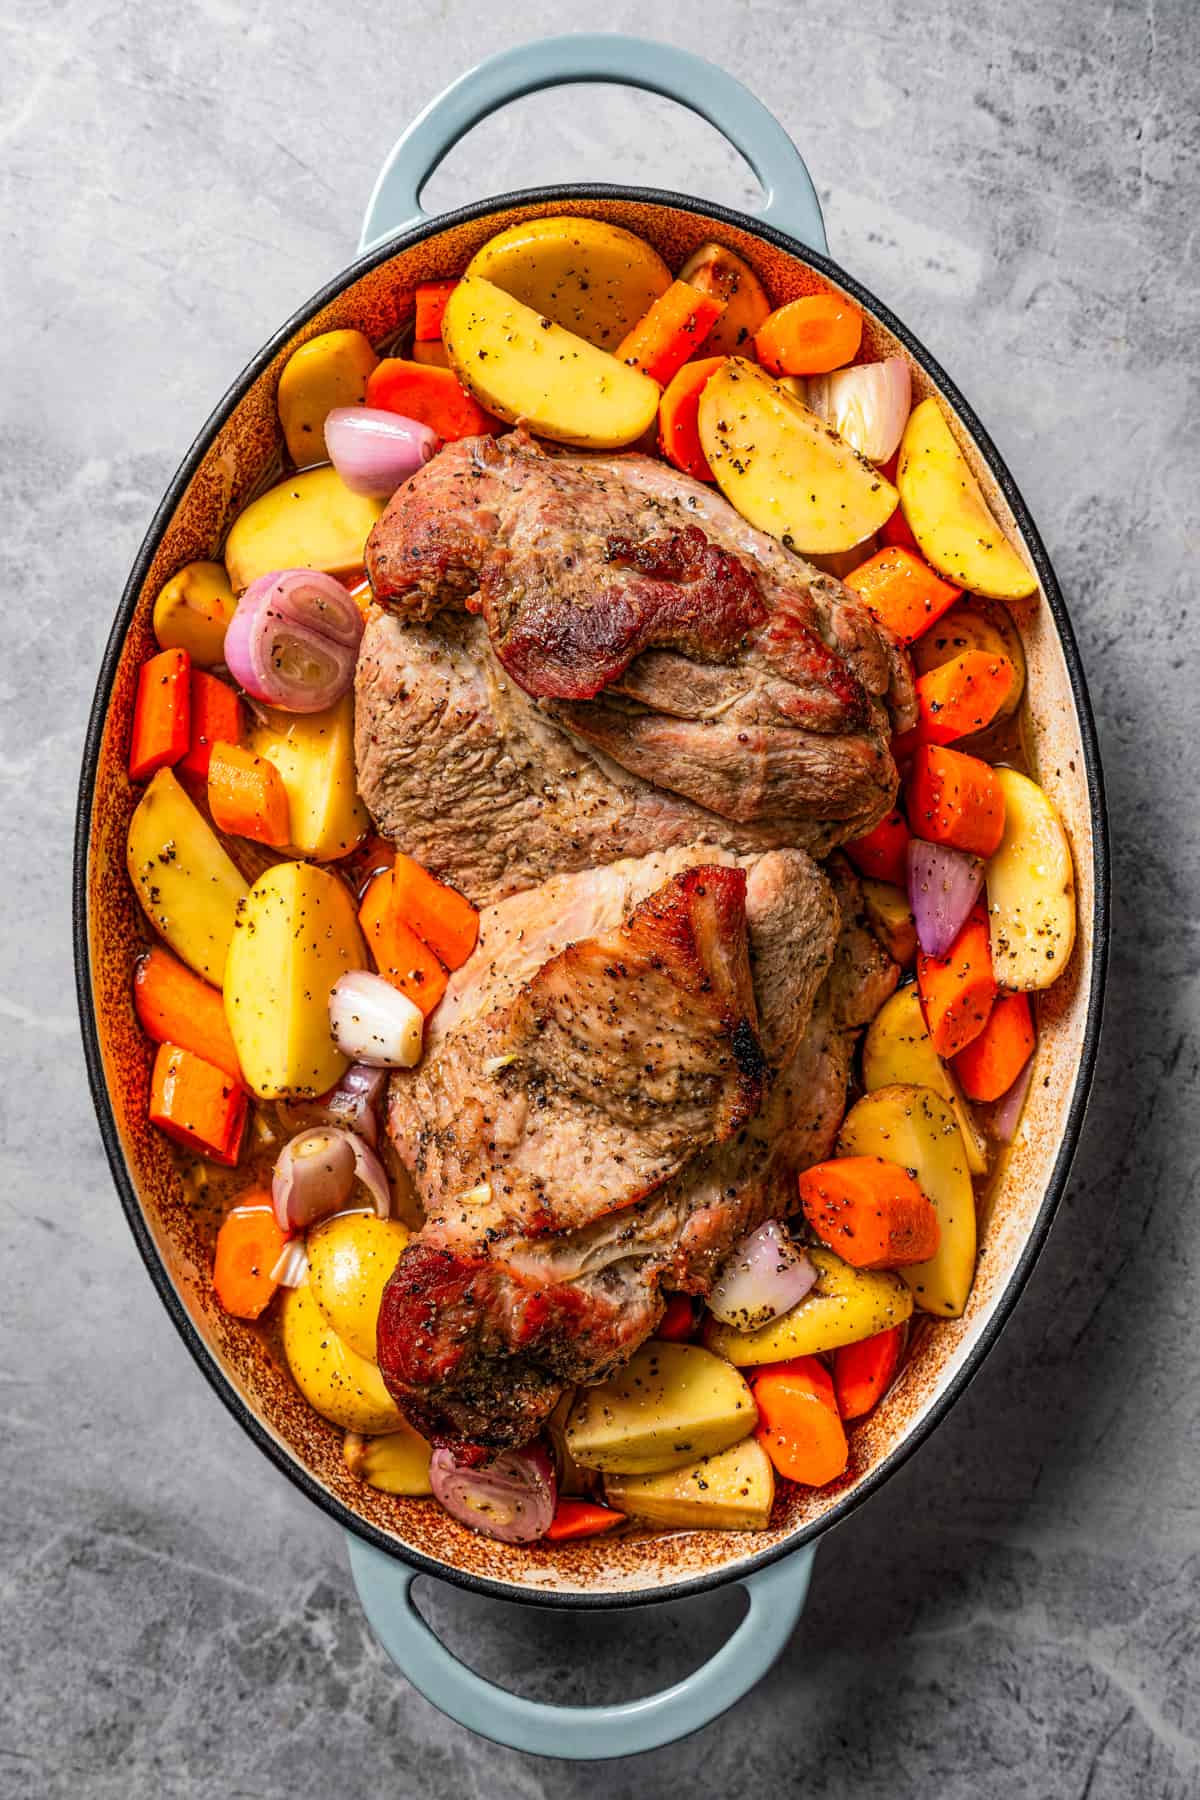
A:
985;768;1076;989
605;1435;775;1531
466;217;672;351
897;398;1037;599
127;768;248;985
565;1340;758;1475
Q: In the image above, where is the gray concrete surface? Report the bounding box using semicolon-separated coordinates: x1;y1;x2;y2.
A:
3;1;1198;1794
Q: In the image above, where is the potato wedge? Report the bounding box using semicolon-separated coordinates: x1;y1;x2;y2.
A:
127;768;248;985
698;359;899;554
441;274;660;449
277;329;378;468
838;1084;976;1317
224;860;367;1098
605;1436;774;1531
704;1247;912;1365
862;983;988;1176
224;467;384;593
677;242;771;355
564;1341;757;1475
344;1423;432;1496
281;1283;403;1435
152;561;236;666
307;1213;410;1361
985;767;1075;989
247;694;368;862
467;217;672;351
861;878;918;968
897;399;1037;599
912;598;1026;720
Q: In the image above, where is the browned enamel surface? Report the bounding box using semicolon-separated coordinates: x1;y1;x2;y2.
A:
85;196;1097;1600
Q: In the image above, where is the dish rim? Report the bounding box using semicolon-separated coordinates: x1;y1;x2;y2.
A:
73;181;1110;1610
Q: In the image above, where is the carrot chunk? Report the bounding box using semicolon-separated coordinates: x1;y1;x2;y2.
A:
129;648;191;781
843;546;961;646
359;870;449;1016
833;1325;905;1420
179;670;241;781
844;808;910;887
754;293;862;377
799;1156;941;1269
656;1294;698;1342
752;1357;849;1487
134;946;242;1079
149;1042;247;1166
617;281;725;386
917;901;997;1058
658;354;724;481
911;650;1016;746
953;990;1035;1102
544;1500;624;1543
213;1195;289;1320
414;279;458;341
366;358;495;440
906;744;1006;857
207;742;290;847
390;853;479;971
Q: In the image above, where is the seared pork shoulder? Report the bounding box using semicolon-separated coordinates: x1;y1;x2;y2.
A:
375;846;895;1449
357;430;915;901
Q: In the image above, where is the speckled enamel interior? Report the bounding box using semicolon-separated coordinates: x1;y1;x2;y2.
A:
84;194;1099;1601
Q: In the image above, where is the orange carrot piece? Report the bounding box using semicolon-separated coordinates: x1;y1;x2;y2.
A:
799;1156;941;1269
213;1195;290;1320
415;279;458;341
833;1325;905;1420
658;355;725;481
752;1357;849;1487
906;744;1006;857
843;546;961;646
656;1294;698;1342
359;870;449;1016
953;991;1035;1102
149;1042;247;1166
390;853;479;971
877;453;920;550
179;670;241;780
134;946;242;1080
912;650;1016;746
207;742;291;847
544;1499;624;1543
917;901;997;1059
411;339;450;368
617;281;725;386
845;808;910;887
366;358;494;440
754;293;862;377
129;648;191;781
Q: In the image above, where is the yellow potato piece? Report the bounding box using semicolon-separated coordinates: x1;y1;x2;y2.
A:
247;694;368;862
127;768;248;985
307;1212;409;1362
897;398;1037;599
862;983;988;1176
678;242;771;356
344;1423;433;1496
277;329;379;468
698;359;899;554
224;467;384;593
704;1248;912;1365
605;1436;775;1531
442;274;660;450
986;767;1076;990
565;1340;757;1475
861;878;918;968
152;561;236;666
838;1083;977;1318
223;860;367;1098
281;1283;403;1435
467;216;672;351
911;598;1026;720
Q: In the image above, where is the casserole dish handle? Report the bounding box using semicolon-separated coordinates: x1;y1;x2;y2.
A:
359;34;827;255
348;1533;815;1758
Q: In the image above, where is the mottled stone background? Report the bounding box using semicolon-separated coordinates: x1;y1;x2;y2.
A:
3;1;1198;1794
